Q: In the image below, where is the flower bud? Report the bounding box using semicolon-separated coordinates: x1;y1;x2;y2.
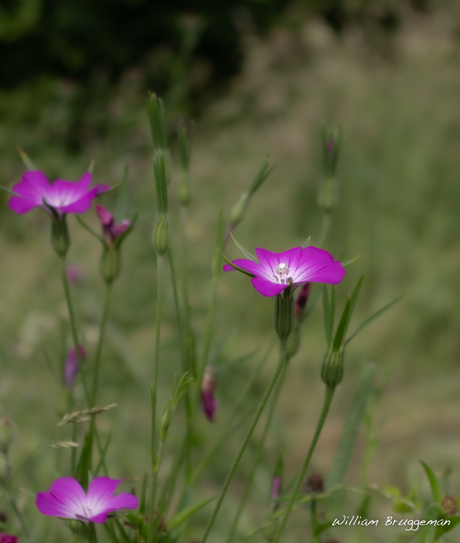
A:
0;417;16;455
99;246;121;284
0;534;19;543
295;282;310;322
442;496;458;515
321;349;344;389
201;367;217;422
229;192;249;227
318;176;338;215
64;345;86;389
51;214;70;257
177;174;192;207
153;215;171;257
273;291;295;341
305;473;324;494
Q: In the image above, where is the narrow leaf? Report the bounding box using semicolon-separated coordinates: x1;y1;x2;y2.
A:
344;293;404;347
420;461;443;505
301;236;311;249
212;213;225;279
248;158;275;196
341;252;363;267
344;275;365;337
221;252;255;278
322;285;330;347
49;441;79;449
230;233;257;261
168;497;216;530
333;296;351;352
18;147;36;170
327;363;376;487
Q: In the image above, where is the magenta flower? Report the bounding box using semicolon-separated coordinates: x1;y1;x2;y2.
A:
201;367;217;422
0;534;18;543
223;246;345;297
36;477;138;524
66;264;84;284
9;171;109;216
64;345;86;389
95;205;131;246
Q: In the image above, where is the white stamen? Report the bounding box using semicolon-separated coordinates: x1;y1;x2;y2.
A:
275;263;291;284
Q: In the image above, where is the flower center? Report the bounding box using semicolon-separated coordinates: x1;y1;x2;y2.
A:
274;263;291;284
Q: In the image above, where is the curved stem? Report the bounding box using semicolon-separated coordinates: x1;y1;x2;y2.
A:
200;338;289;543
59;257;90;407
272;385;336;543
226;359;289;543
147;255;164;543
91;283;112;407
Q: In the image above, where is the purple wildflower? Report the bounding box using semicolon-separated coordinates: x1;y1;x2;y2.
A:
64;346;86;390
201;367;217;422
95;205;130;246
0;535;18;543
8;171;109;216
223;246;345;297
36;476;138;524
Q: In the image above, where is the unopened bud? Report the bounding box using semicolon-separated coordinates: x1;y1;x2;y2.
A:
273;291;295;341
321;349;344;389
153;216;170;256
270;476;282;511
51;214;70;257
229;193;249;227
201;367;217;422
305;473;324;494
318;176;338;215
177;175;192;207
295;283;311;321
64;345;86;389
99;247;121;284
0;417;16;455
442;495;458;515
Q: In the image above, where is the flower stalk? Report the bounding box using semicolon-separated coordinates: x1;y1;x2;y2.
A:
272;385;336;543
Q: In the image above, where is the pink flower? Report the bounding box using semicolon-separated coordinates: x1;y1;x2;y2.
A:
223;246;345;297
9;171;109;216
0;534;19;543
201;368;217;422
95;205;131;246
36;477;138;524
64;346;86;389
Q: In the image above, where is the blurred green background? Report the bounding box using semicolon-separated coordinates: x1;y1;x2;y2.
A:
1;1;460;541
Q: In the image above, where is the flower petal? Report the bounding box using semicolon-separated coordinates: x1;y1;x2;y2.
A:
105;492;139;512
77;172;92;191
87;477;122;513
254;248;280;271
12;171;51;202
114;220;131;237
36;477;86;519
8;196;40;214
87;184;111;199
223;258;263;276
95;204;114;227
300;261;345;284
251;277;287;297
59;196;92;214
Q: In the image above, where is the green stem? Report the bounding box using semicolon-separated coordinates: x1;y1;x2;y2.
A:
91;283;112;407
226;359;289;543
148;255;164;543
200;338;289;543
272;385;336;543
59;257;91;407
310;499;319;543
189;340;274;486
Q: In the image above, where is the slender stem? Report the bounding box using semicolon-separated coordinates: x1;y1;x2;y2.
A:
59;257;90;407
272;385;336;543
91;282;112;407
226;359;289;543
148;255;164;543
200;338;289;543
189;340;274;486
310;499;319;543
